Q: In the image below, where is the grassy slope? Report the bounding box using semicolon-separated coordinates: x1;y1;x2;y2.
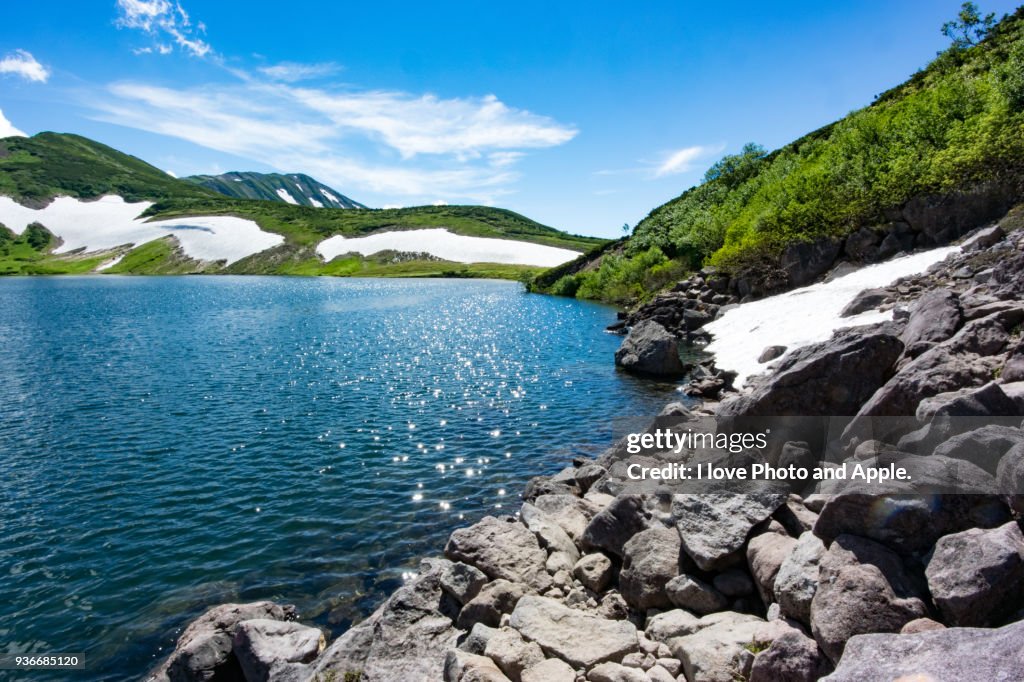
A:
0;133;605;277
535;7;1024;303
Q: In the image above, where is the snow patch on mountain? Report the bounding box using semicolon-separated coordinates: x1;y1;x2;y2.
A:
0;195;283;264
317;228;580;267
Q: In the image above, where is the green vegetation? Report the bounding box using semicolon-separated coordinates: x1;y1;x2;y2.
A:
0;131;604;278
534;5;1024;303
144;198;603;252
0;133;218;206
0;222;111;275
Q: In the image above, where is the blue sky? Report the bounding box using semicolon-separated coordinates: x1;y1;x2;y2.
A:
1;1;1020;237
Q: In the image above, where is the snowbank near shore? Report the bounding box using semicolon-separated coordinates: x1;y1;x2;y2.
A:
704;246;961;387
317;228;581;267
0;195;284;264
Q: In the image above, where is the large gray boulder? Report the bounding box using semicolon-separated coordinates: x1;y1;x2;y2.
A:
440;562;489;606
643;609;704;644
932;425;1024;474
587;662;649;682
997;442;1024;514
445;516;552;592
856;345;996;417
581;494;651;558
308;558;461;681
672;493;787;571
813;455;1009;555
232;619;324;682
900;289;963;357
925;521;1024;627
774;531;826;627
780;237;841;287
619;527;683;610
614;320;686;377
717;324;903;417
810;534;929;663
146;601;296;682
509;595;638;669
823;620;1024;681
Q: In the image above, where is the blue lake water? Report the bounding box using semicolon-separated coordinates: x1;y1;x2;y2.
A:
0;276;680;681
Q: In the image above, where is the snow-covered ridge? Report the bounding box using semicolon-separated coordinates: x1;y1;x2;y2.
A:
0;195;284;265
316;228;581;267
704;245;961;387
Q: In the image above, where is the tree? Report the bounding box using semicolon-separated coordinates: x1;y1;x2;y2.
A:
622;222;631;235
942;2;996;49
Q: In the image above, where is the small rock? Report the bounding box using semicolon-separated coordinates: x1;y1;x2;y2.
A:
484;627;546;682
840;288;889;317
586;661;647;682
665;575;728;615
443;650;513;682
441;562;490;605
748;629;831;682
747;531;798;606
520;657;576;682
900;617;946;634
773;531;825;627
581;495;651;558
573;553;614;593
758;345;788;363
458;580;529;629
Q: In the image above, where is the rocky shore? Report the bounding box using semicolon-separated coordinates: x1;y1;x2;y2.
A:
149;205;1024;682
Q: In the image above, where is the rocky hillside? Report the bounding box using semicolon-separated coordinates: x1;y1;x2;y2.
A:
533;7;1024;305
147;210;1024;681
184;171;366;209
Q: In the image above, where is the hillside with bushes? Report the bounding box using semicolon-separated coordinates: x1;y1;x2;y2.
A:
533;5;1024;304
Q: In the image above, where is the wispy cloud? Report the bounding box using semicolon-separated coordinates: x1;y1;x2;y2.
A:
115;0;211;58
89;79;576;202
655;144;724;177
259;61;341;82
0;50;50;83
0;109;27;137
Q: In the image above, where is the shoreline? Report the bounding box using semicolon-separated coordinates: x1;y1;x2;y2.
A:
148;218;1024;682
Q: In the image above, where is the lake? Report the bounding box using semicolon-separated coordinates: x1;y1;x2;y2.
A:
0;276;679;681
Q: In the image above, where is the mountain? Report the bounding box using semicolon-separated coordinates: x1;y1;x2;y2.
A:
532;7;1024;304
0;132;605;277
184;171;366;209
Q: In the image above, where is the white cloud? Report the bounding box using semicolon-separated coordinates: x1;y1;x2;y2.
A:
115;0;211;58
0;109;26;137
655;144;723;177
164;169;177;177
289;88;576;159
259;61;340;82
0;50;50;83
432;200;448;206
89;79;576;202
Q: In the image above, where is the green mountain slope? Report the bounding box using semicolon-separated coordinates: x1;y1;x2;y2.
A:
0;133;219;206
534;7;1024;303
0;132;604;276
184;171;366;209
